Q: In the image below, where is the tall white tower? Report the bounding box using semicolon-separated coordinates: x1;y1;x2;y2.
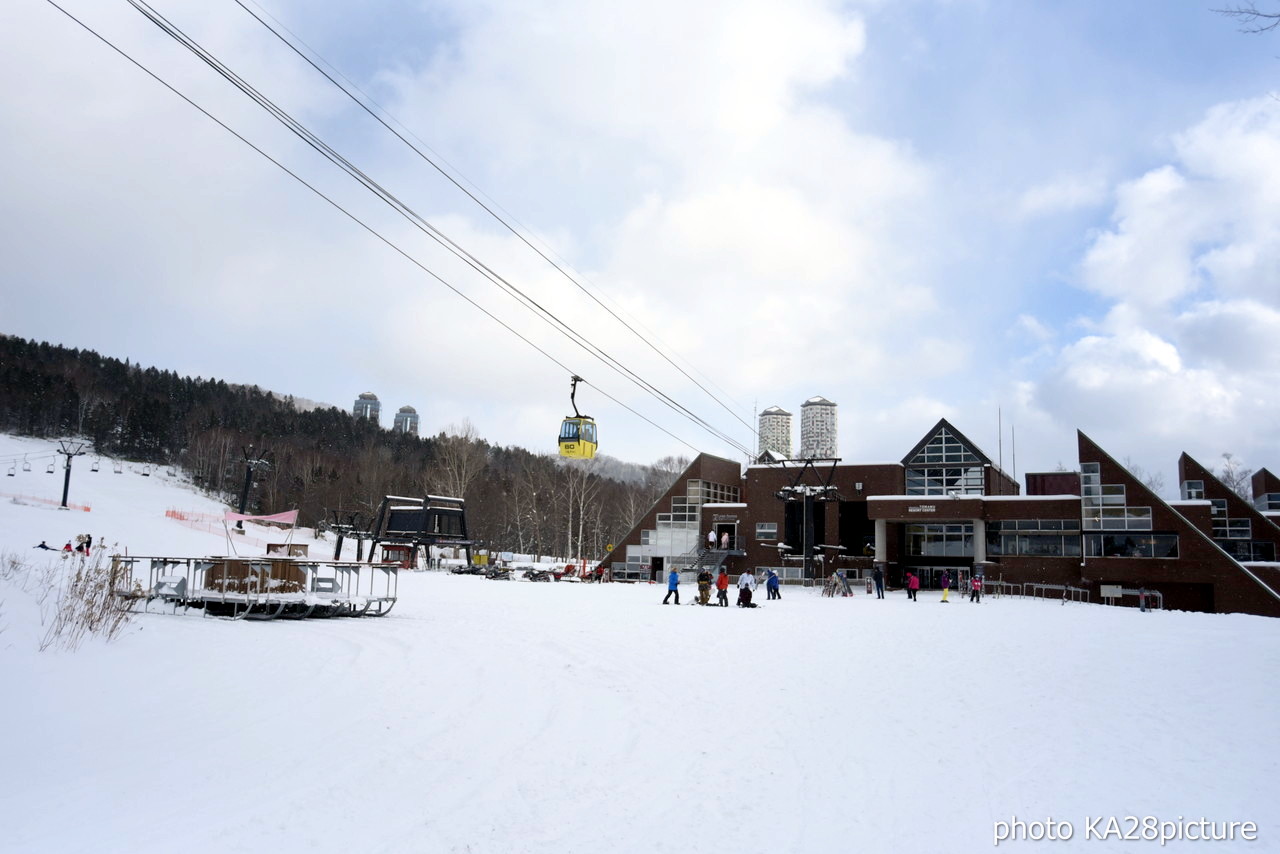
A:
799;396;838;459
758;406;793;460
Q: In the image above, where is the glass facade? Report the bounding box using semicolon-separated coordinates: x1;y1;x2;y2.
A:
905;428;985;495
1180;480;1205;500
906;523;974;557
755;522;778;540
987;519;1082;557
1081;463;1152;530
1085;533;1179;558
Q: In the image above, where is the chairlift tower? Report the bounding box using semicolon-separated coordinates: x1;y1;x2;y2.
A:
772;457;842;579
236;445;272;530
56;441;87;510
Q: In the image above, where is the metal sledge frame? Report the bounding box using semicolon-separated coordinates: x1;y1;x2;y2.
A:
110;555;399;621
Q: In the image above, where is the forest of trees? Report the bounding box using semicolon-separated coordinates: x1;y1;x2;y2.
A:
0;334;686;560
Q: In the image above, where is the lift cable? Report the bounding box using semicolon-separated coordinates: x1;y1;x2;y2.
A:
233;0;757;438
39;0;704;457
125;0;755;458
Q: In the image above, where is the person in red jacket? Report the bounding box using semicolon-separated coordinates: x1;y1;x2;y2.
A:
907;571;920;601
715;568;730;607
970;574;982;603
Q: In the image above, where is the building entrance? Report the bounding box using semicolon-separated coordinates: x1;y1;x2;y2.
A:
713;522;739;551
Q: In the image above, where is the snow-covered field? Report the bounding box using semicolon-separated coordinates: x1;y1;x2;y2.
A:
1;433;1278;853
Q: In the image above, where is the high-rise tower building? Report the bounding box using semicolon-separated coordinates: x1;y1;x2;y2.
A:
757;406;793;461
799;396;838;459
353;392;381;425
393;405;419;436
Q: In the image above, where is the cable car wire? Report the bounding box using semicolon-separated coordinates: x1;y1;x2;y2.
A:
233;0;758;439
124;0;756;458
39;0;706;457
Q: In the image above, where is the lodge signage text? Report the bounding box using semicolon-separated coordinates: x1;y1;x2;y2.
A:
907;505;937;513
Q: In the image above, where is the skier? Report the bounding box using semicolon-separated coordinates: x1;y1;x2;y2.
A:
907;571;920;601
715;568;730;607
969;574;982;603
62;541;73;552
872;565;884;599
697;568;713;605
940;570;951;603
34;541;53;550
662;567;680;605
766;568;781;600
737;570;757;607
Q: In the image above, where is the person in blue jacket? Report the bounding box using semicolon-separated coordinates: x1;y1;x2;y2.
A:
766;568;781;600
662;567;680;604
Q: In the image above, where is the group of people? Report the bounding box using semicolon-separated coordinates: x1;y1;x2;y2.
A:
34;534;93;556
664;567;779;608
903;569;982;603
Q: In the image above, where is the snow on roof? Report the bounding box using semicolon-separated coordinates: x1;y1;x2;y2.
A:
702;502;747;508
802;396;836;406
867;494;1081;501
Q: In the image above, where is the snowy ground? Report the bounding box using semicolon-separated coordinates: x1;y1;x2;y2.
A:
1;433;1278;853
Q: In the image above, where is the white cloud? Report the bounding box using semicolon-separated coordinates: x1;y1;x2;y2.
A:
1016;174;1108;218
1030;96;1280;473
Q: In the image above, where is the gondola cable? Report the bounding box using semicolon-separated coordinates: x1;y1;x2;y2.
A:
232;0;758;439
39;0;707;457
125;0;756;458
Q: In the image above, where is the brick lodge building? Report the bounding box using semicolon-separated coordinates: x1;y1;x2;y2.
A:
598;419;1280;617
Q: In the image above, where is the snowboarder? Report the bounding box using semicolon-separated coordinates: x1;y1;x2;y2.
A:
697;568;712;605
737;570;757;607
766;568;781;600
663;568;680;605
34;541;53;550
970;574;982;603
907;571;920;601
940;570;951;603
715;568;730;607
872;565;884;599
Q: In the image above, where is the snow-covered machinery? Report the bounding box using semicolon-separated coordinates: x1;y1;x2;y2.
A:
110;553;399;620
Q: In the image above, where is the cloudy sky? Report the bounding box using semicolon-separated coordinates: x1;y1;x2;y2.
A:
3;0;1278;492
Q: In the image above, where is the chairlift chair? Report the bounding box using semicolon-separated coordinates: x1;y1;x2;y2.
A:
46;462;55;474
91;458;100;472
22;456;31;472
557;375;598;460
6;464;14;477
113;460;123;474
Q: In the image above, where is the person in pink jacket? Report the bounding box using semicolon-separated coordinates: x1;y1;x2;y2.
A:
907;571;920;601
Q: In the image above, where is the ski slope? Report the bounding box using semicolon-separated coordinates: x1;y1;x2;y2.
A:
1;434;1278;853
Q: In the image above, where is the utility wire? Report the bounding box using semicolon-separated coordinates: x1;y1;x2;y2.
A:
40;0;704;457
126;0;755;458
234;0;758;439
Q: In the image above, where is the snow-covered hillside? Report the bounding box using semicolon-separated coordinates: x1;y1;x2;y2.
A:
1;433;1277;853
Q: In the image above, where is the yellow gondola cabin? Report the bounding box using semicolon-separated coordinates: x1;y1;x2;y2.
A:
558;375;597;459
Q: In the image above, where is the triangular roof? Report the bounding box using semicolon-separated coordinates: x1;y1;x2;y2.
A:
801;396;836;407
900;418;993;467
760;406;791;416
1179;452;1280;538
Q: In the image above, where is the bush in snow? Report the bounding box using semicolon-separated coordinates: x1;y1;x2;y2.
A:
39;549;135;652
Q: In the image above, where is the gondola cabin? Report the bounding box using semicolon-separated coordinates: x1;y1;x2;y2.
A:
558;417;597;459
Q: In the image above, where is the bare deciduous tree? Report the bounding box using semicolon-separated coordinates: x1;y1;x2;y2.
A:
1217;452;1254;501
1215;3;1280;32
